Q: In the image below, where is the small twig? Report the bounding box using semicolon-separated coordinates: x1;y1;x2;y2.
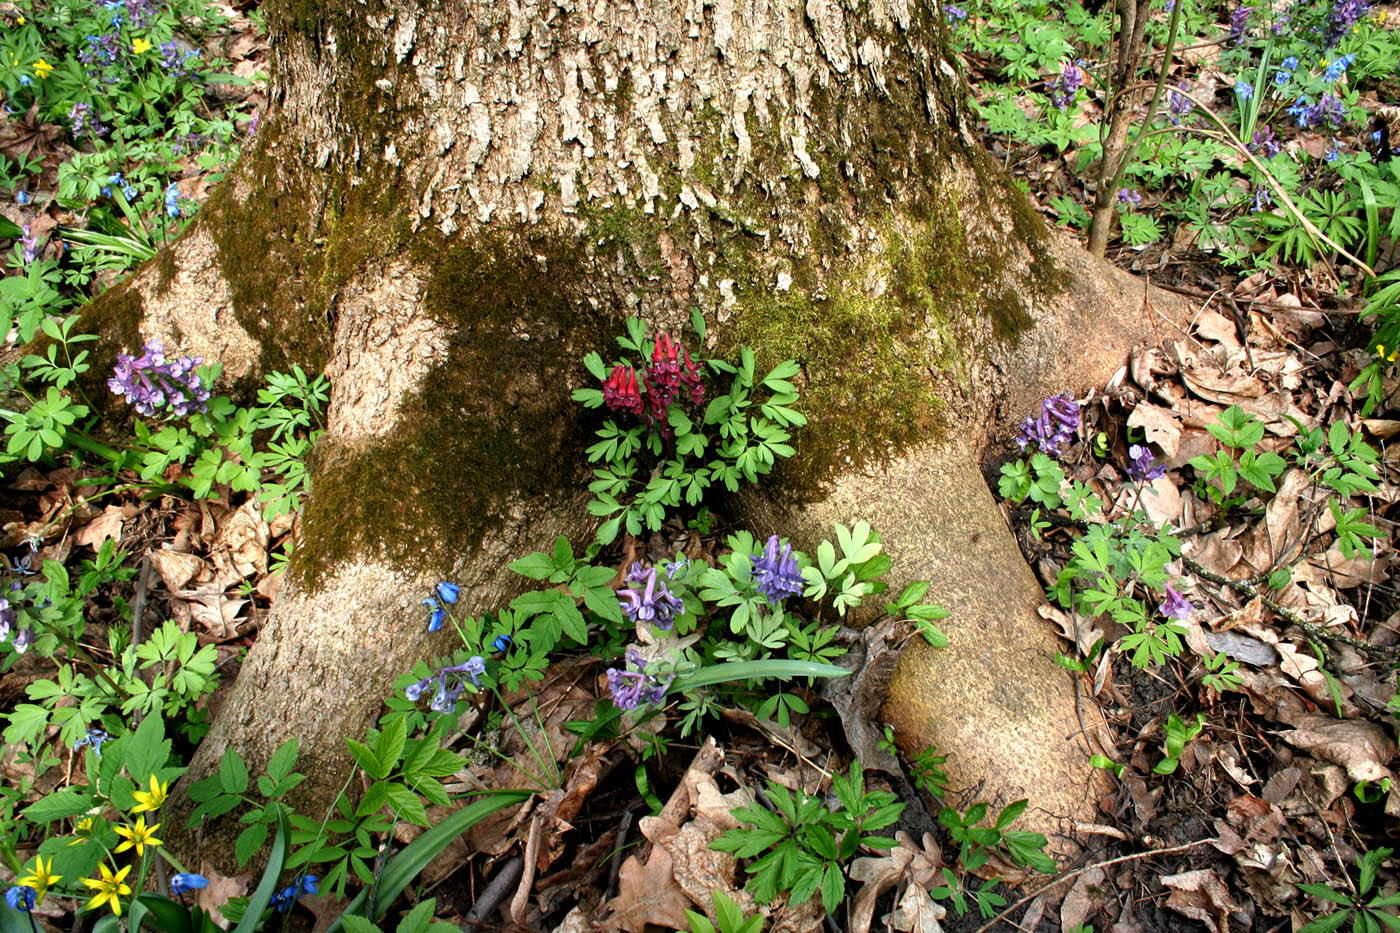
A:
607;808;633;900
465;856;522;926
509;814;543;924
1183;556;1398;662
972;837;1219;933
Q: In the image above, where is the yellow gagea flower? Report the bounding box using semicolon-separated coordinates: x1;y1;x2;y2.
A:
131;37;152;54
17;855;61;900
82;863;132;916
131;774;169;813
113;816;163;856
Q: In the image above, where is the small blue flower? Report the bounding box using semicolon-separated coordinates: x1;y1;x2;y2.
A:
435;581;460;604
15;190;29;204
1326;137;1343;161
1324;53;1355;82
428;607;446;632
74;728;111;758
5;886;36;912
1234;80;1253;100
491;634;512;652
170;873;209;896
164;183;181;217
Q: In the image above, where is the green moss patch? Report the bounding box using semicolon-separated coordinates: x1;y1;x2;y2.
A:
291;230;614;588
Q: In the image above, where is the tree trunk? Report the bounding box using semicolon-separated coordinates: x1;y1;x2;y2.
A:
87;0;1187;868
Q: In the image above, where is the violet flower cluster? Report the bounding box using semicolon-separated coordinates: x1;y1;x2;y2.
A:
944;4;967;24
1117;188;1142;209
1126;444;1166;482
404;655;486;713
606;647;672;711
1159;583;1194;620
1015;394;1081;458
1167;83;1193;124
619;563;684;630
1288;93;1347;130
1228;5;1253;44
1325;0;1369;47
1248;126;1281;159
1049;61;1085;111
68;101;108;138
600;332;704;435
0;597;33;655
752;535;804;607
107;340;210;418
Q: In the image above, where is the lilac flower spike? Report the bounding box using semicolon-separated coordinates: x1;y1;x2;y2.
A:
752;535;804;606
108;340;210;418
1016;394;1081;457
1126;444;1166;482
944;4;967;24
606;648;672;711
1159;583;1194;620
1228;5;1253;43
618;563;684;630
1249;126;1281;159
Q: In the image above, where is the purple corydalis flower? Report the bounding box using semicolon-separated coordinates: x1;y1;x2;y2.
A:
618;563;684;630
1016;394;1081;457
1228;5;1253;43
602;364;644;415
11;627;33;653
108;340;210;418
606;648;672;711
405;656;486;707
18;225;38;264
170;873;208;897
1118;188;1142;209
1249;126;1281;159
1159;583;1194;619
944;4;967;24
1168;83;1193;124
1126;444;1166;482
1050;61;1085;110
0;597;12;642
1251;186;1272;212
752;535;804;606
1326;0;1369;47
1291;94;1347;130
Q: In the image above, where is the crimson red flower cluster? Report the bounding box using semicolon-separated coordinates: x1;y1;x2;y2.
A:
601;333;704;434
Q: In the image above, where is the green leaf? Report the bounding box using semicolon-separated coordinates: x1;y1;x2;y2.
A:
339;916;383;933
508;553;555;580
328;791;533;929
233;809;289;933
219;748;250;795
672;660;849;692
347;738;386;780
21;787;96;823
235;822;270;868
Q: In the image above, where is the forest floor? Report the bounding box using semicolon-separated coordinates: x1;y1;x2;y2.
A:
2;1;1399;932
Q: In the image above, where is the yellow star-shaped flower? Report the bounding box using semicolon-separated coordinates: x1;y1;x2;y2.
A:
32;58;52;79
113;816;163;857
17;855;61;900
82;863;132;917
131;37;152;54
131;774;169;813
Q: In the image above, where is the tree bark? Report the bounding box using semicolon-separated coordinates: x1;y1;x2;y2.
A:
86;0;1188;868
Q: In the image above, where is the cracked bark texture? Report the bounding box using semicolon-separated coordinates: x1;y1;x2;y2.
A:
86;0;1190;868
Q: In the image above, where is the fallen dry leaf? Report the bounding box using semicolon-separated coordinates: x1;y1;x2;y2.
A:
1161;868;1244;933
194;862;250;930
75;504;128;550
1127;403;1184;457
604;846;703;932
1060;866;1108;931
1279;714;1395;783
150;548;207;592
886;882;946;933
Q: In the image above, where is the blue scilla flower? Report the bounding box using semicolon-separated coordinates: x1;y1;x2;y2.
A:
15;190;29;204
1234;80;1253;100
170;873;208;897
74;728;112;758
164;183;181;217
435;581;460;604
5;886;36;912
491;633;511;653
1323;53;1355;82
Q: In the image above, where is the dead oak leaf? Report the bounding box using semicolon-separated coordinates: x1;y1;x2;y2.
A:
603;847;695;932
75;504;128;550
1161;869;1243;933
1280;714;1395;784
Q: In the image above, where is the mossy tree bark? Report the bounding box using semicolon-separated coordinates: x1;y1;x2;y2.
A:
92;0;1187;868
